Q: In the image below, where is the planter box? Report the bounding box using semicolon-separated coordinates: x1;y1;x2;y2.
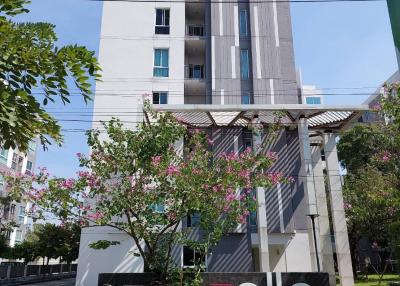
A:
99;272;330;286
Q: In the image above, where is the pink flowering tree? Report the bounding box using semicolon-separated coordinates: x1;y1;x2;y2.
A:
2;105;291;284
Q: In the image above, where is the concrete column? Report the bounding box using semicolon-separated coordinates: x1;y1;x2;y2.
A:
297;118;319;272
323;133;354;286
254;132;270;272
311;144;336;286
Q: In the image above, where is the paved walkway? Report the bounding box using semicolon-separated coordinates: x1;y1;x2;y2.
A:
24;278;76;286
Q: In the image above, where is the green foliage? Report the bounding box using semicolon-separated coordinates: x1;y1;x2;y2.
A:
389;221;400;265
2;223;81;263
89;240;121;250
0;0;100;151
343;167;400;241
2;104;289;283
337;124;397;174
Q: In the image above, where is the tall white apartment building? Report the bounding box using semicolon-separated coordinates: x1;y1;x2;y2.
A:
76;1;366;286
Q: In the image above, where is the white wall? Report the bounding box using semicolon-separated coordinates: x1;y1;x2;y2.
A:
92;1;186;132
76;227;144;286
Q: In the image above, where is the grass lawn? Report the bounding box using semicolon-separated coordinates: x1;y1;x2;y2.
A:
352;274;400;286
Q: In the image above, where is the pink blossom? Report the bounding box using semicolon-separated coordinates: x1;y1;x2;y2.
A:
76;152;83;158
372;102;382;112
343;202;352;210
266;151;278;161
86;211;105;221
238;215;246;224
238;169;251;180
207;138;215;146
225;193;235;202
388;207;396;216
151;156;162;166
77;171;90;178
382;151;392;162
223;205;230;212
58;178;75;189
166;165;180;176
267;172;283;185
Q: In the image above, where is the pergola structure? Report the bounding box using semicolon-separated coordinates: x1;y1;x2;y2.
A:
148;104;369;131
146;104;369;286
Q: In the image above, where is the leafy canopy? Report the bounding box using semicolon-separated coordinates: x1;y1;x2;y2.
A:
0;0;100;151
3;105;291;284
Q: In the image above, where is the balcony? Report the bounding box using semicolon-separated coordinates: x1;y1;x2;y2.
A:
184;65;206;104
186;25;204;37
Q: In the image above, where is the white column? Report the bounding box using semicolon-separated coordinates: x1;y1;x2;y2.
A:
254;132;270;272
297;118;319;272
323;133;354;286
311;144;336;286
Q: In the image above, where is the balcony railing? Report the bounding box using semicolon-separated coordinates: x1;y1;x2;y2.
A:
186;25;204;37
185;65;205;80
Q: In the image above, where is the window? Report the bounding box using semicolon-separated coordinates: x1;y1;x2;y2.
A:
19;206;25;216
248;190;257;226
0;148;8;159
305;97;321;105
28;141;37;153
183;246;205;268
10;204;16;215
15;230;22;242
26;161;33;174
187;65;204;79
239;10;248;36
242;93;251;104
153;49;169;77
240;49;250;79
153;92;168;104
187;25;204;37
151;203;165;213
155;9;170;34
187;213;200;227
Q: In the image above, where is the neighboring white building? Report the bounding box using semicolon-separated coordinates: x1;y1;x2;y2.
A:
0;141;37;248
301;85;323;105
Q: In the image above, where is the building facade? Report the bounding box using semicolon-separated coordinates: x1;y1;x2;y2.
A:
0;141;37;247
76;1;359;286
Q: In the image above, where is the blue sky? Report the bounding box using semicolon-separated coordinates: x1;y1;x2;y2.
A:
17;0;398;178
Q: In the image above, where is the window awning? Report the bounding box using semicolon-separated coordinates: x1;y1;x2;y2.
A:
147;104;369;131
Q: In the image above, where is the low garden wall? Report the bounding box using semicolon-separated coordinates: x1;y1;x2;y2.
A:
98;272;330;286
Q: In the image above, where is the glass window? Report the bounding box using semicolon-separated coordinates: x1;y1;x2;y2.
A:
155;9;170;34
187;25;204;37
242;93;251;104
28;141;37;153
151;203;165;213
305;97;321;104
153;49;169;77
0;147;8;159
19;206;25;216
15;230;22;242
188;65;204;79
240;49;250;80
153;92;168;104
26;161;33;171
187;213;200;227
183;246;205;268
239;10;248;36
10;204;16;214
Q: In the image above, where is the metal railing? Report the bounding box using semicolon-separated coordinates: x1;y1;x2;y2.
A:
186;25;204;37
0;263;77;280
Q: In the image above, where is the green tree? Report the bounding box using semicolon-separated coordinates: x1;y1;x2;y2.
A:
0;0;100;151
10;240;38;264
3;105;289;284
